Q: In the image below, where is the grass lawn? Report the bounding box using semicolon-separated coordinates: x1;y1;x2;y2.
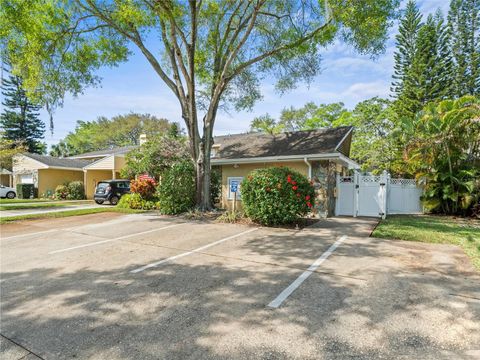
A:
0;202;71;211
0;198;52;204
372;215;480;270
0;207;144;224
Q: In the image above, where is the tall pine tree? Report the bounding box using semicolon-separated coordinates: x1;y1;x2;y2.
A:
1;67;45;154
395;10;453;119
448;0;480;97
391;0;423;98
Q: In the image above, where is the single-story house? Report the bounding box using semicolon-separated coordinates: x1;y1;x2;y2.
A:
12;146;135;199
211;126;359;217
12;153;91;197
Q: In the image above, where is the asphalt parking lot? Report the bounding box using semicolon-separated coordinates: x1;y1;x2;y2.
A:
1;213;479;360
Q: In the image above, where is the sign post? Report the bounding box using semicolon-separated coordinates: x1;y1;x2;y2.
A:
230;180;239;213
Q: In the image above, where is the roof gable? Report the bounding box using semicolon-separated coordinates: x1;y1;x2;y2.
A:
69;145;137;159
213;126;353;160
23;153;92;169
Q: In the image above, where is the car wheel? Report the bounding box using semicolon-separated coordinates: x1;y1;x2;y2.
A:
95;200;104;205
6;191;15;199
109;195;119;206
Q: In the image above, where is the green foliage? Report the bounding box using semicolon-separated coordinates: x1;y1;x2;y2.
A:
250;102;350;134
241;167;315;226
250;114;283;135
121;134;190;179
16;183;37;199
394;10;453;119
130;178;157;201
210;167;222;205
391;0;422;99
54;181;85;200
217;210;245;224
157;161;196;215
402;96;480;216
54;184;69;200
49;114;176;157
67;181;85;200
0;132;25;170
448;0;480;97
0;65;45;154
333;97;398;174
117;193;159;211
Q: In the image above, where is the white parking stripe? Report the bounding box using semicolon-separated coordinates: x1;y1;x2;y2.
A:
267;235;348;309
131;228;258;273
49;223;183;254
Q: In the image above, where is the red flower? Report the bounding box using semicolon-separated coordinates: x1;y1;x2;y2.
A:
296;193;301;197
307;202;312;208
287;175;292;183
292;186;298;190
291;181;297;185
305;195;310;200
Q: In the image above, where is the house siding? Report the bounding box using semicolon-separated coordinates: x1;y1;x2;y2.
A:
84;170;113;199
37;169;84;197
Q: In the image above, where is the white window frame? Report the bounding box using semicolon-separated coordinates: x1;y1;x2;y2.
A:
227;177;243;200
19;174;33;184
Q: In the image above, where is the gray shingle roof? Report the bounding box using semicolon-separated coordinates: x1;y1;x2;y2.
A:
25;153;93;169
69;145;137;159
213;126;353;160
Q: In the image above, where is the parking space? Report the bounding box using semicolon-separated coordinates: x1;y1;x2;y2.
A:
1;213;479;359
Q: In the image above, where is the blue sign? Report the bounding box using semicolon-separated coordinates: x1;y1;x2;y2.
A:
230;180;240;193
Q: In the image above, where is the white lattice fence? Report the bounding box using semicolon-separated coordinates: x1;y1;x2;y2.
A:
335;173;423;218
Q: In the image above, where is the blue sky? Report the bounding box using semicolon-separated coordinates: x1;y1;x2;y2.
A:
31;0;448;148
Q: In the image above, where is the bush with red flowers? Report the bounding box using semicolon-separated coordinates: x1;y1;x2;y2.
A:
241;167;315;225
130;177;157;200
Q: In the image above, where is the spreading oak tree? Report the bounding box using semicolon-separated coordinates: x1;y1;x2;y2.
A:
0;0;399;209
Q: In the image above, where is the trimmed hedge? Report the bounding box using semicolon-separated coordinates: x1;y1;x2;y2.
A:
241;167;315;225
16;184;38;199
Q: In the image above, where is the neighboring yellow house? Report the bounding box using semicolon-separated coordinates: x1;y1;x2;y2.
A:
12;153;90;197
211;126;359;217
69;146;133;199
12;146;135;199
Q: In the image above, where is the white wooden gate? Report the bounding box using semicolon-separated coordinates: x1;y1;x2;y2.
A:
335;172;422;218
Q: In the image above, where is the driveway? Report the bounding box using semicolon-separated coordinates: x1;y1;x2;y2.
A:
1;214;478;359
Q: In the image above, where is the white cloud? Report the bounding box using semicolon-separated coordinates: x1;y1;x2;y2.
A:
342;80;391;100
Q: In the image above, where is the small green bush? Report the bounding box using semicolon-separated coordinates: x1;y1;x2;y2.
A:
157;160;196;214
241;167;315;225
55;184;69;200
117;193;160;210
67;181;85;200
210;167;221;205
16;183;38;199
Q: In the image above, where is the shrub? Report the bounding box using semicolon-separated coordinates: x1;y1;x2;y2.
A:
210;167;221;205
130;177;157;200
241;167;315;225
67;181;85;200
117;193;160;210
157;160;196;214
16;183;38;199
54;184;69;200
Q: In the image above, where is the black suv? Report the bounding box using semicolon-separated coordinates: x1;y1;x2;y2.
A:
94;179;130;205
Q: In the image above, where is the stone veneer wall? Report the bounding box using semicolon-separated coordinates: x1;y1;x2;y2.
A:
311;160;337;217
